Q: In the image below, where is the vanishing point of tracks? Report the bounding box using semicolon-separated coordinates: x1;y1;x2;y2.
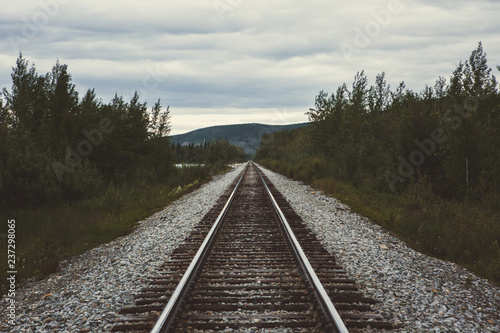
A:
113;162;393;332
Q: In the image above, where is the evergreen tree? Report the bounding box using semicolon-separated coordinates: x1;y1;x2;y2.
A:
2;53;40;132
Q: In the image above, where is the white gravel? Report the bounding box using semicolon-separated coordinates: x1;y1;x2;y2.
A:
2;162;499;332
257;164;500;333
0;164;246;332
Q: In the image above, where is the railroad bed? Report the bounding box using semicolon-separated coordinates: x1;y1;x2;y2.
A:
113;163;393;332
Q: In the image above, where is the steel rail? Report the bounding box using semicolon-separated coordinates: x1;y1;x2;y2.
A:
150;163;249;333
253;162;349;333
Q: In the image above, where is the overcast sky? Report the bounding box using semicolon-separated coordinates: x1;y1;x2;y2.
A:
1;0;499;134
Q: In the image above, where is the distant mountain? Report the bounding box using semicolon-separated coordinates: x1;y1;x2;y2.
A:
170;123;309;157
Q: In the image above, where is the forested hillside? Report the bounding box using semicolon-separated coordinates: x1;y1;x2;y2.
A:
256;42;500;284
173;140;246;165
171;123;308;156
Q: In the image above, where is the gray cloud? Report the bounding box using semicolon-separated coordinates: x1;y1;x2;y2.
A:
1;0;499;134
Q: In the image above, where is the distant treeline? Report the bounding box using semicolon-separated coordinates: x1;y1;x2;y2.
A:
256;42;500;283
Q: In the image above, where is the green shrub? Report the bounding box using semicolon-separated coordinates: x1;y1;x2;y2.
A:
312;177;336;194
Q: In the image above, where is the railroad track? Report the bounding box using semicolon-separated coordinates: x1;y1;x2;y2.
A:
112;162;393;332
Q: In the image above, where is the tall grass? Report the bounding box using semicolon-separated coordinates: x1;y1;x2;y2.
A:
0;165;220;295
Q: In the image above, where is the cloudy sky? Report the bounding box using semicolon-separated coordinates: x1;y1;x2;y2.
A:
1;0;499;134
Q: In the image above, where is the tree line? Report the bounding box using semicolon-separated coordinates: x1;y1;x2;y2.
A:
173;140;246;165
0;54;243;209
256;42;500;283
0;54;173;208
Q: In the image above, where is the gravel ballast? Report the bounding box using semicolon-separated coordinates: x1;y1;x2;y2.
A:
258;164;500;333
2;163;499;332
